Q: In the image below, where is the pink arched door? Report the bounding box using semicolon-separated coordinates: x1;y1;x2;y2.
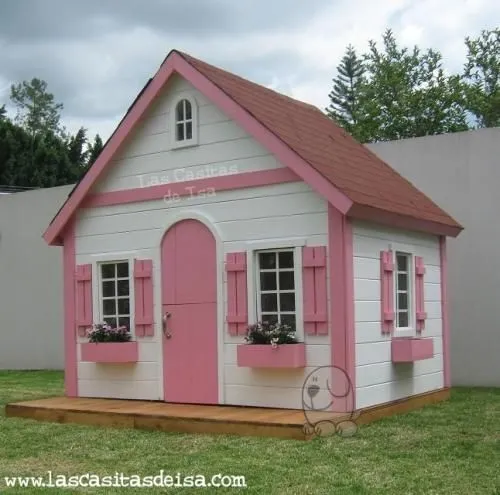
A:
161;219;218;404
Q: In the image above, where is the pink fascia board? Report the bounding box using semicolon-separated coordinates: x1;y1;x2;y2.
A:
43;50;352;246
174;54;353;215
83;168;299;208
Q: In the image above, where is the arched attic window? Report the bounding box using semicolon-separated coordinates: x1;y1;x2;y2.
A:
172;96;198;148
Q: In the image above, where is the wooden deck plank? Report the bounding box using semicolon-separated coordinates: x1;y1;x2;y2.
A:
5;388;450;441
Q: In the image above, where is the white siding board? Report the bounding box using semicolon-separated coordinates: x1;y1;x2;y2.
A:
96;74;284;194
76;179;329;407
78;379;159;401
352;221;445;409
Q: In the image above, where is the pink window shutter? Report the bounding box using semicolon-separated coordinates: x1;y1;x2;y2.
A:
303;246;328;335
415;256;427;331
380;251;395;334
226;252;248;336
75;264;92;337
134;259;154;337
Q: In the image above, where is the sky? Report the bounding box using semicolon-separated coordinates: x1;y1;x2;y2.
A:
0;0;498;140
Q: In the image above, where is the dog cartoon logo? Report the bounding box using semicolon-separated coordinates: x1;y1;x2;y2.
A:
302;365;359;438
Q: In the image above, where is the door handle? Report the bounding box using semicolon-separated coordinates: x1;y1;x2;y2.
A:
163;312;172;339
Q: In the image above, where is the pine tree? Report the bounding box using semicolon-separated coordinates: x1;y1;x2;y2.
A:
87;134;104;167
68;127;88;169
326;45;366;141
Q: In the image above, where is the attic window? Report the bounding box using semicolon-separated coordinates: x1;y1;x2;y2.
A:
172;96;198;148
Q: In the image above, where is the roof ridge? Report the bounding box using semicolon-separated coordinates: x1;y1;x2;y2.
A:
176;51;321;112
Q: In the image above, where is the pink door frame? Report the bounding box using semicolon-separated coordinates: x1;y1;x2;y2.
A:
161;218;219;404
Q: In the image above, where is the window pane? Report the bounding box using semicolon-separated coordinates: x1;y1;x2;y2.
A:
397;273;407;291
103;299;116;315
102;281;115;297
118;317;130;330
117;262;128;278
398;292;408;311
101;264;115;279
117;279;129;296
185;100;192;120
262;314;278;325
261;293;278;312
279;251;294;269
260;271;277;291
176;123;184;141
104;317;118;328
259;252;276;269
397;254;408;272
279;271;295;290
280;293;295;312
186;121;193;140
398;312;409;328
118;298;130;315
281;314;296;330
176;101;184;121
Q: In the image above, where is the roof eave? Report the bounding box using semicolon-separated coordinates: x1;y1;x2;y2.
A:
348;204;463;238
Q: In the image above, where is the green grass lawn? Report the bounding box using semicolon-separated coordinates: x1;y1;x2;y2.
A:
0;371;499;494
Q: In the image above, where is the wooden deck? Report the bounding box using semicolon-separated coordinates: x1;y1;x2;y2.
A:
5;388;450;440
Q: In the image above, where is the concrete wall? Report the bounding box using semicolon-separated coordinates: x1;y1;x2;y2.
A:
368;128;500;386
0;185;72;369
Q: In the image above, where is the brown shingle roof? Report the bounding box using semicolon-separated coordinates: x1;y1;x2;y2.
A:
179;51;461;233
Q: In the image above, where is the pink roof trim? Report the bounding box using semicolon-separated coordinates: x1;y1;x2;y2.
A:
43;51;352;246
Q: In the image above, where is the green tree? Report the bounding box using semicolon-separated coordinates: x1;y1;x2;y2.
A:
326;45;367;141
68;127;89;169
0;105;6;121
327;30;470;142
87;134;104;166
0;118;83;188
10;78;64;137
463;28;500;128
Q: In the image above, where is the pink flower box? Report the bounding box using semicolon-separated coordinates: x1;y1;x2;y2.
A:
391;337;434;363
81;342;139;363
237;343;306;368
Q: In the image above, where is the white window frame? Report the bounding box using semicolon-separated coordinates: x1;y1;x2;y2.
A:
171;95;198;149
97;259;133;333
393;250;415;335
248;245;304;342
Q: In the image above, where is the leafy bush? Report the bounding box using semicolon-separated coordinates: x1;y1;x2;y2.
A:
87;323;131;343
245;321;298;346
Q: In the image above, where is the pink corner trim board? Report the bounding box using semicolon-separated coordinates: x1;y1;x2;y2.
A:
63;223;78;397
83;168;299;209
440;236;451;388
43;51;352;246
328;206;355;412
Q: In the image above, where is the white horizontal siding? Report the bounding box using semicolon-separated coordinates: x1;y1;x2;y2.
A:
75;181;329;407
352;221;444;409
76;342;161;401
95;74;282;194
